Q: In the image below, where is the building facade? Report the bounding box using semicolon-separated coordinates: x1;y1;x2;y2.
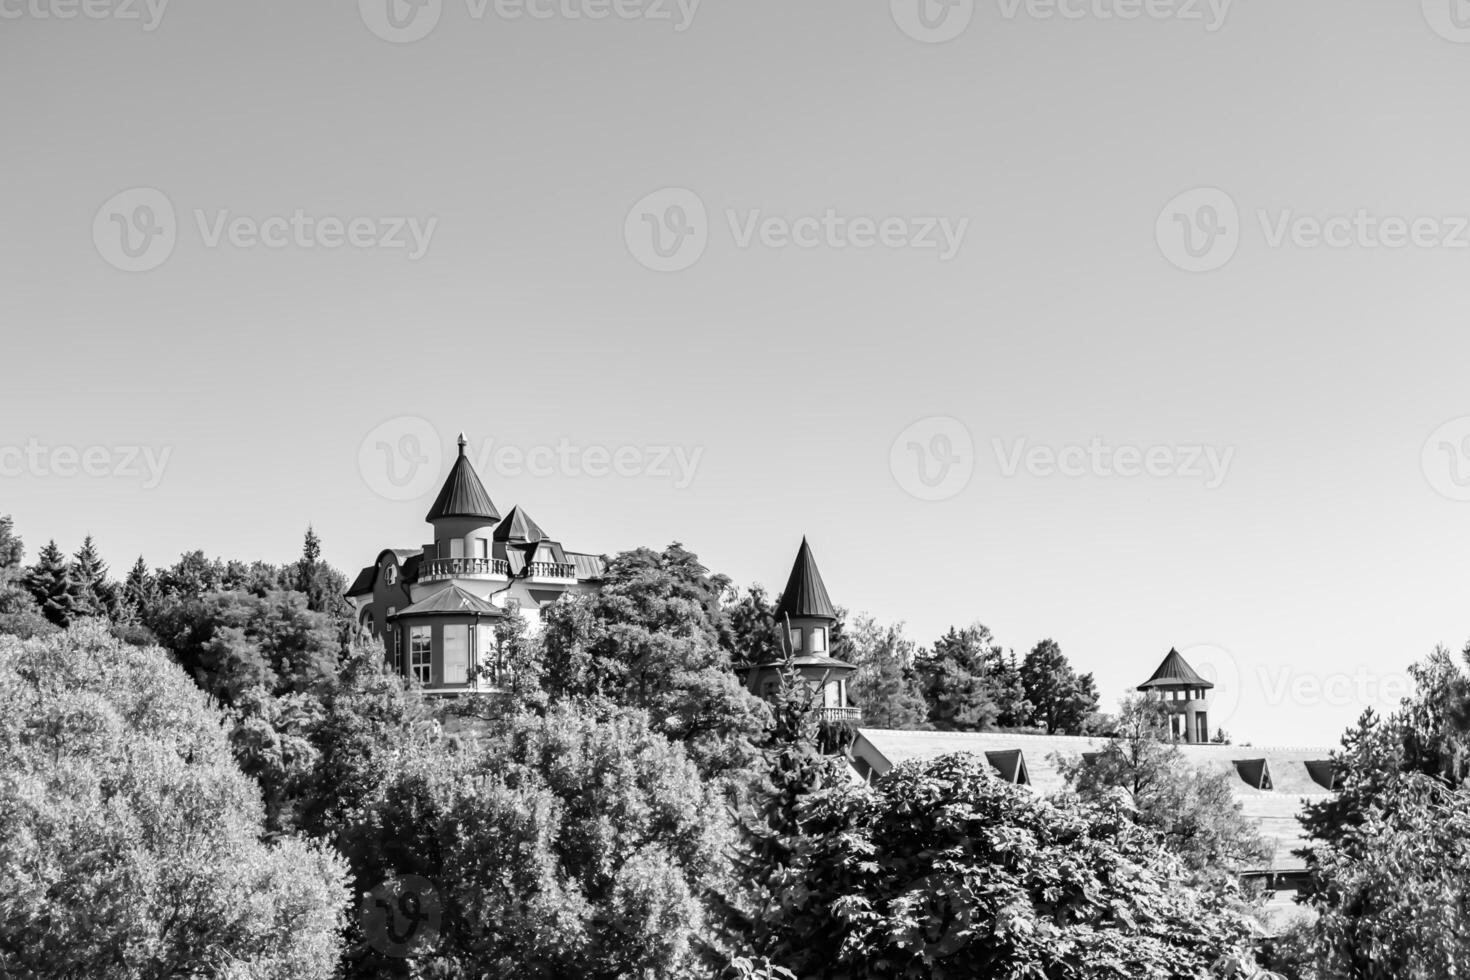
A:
345;433;605;694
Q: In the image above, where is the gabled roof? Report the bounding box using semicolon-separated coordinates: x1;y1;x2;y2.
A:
494;505;547;543
1138;648;1213;690
425;434;501;523
389;584;502;619
774;537;837;622
345;565;376;597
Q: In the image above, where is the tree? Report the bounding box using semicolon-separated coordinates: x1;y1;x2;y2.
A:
538;543;769;776
1020;638;1101;735
0;623;348;978
725;584;784;667
757;752;1262;979
0;517;52;638
917;624;1029;732
351;703;733;979
846;614;928;730
1057;696;1269;882
24;539;81;628
71;534;116;621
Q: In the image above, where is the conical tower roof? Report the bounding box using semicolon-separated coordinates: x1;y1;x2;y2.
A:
425;433;501;523
1137;648;1213;690
774;537;837;622
494;505;547;543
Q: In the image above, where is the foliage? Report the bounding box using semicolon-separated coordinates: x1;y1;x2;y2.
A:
759;752;1261;979
847;613;929;730
24;539;82;628
350;703;732;979
0;517;53;639
0;623;347;979
916;624;1029;732
538;543;769;776
1020;639;1102;735
1057;696;1269;882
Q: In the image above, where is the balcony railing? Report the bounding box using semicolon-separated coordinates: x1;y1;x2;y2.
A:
527;561;576;580
815;706;861;723
419;557;510;582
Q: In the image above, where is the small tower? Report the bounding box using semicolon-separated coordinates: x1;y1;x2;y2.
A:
424;433;502;574
774;536;838;658
1138;648;1213;743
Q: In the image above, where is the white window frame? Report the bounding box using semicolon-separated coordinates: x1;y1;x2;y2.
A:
809;627;827;653
410;626;433;684
790;627;803;652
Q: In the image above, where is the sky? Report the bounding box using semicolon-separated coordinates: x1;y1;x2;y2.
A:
5;0;1470;747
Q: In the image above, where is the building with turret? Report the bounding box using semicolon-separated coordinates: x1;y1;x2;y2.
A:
737;537;861;724
345;433;605;694
1139;647;1213;743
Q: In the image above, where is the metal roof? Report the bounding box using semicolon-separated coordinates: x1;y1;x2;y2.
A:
568;552;606;581
850;729;1337;873
425;435;501;523
388;584;503;619
494;506;547;543
774;537;837;621
345;565;376;597
1138;648;1214;690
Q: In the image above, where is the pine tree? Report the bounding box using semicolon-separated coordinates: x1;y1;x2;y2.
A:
119;556;157;624
0;515;24;577
25;540;80;627
1020;638;1101;735
72;535;117;621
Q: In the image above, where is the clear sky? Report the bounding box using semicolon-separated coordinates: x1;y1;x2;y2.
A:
5;0;1470;747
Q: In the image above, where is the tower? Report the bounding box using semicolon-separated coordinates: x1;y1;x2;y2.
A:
773;536;838;658
424;432;502;577
1138;647;1213;743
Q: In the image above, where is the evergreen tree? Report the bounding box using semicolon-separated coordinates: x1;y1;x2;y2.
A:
0;516;51;637
916;623;1028;732
72;534;117;620
119;556;157;623
25;540;80;627
0;515;23;577
1019;637;1101;735
846;614;928;730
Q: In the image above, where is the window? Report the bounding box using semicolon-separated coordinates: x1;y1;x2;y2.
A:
809;627;827;653
410;626;432;684
476;538;489;560
443;625;468;684
450;539;465;559
823;680;839;707
790;627;803;652
392;627;403;674
385;564;397;586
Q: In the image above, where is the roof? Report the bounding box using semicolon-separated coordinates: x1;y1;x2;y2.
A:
425;435;501;523
345;565;376;597
568;552;606;581
850;729;1337;874
774;537;837;622
1138;647;1213;690
494;506;547;543
739;654;858;674
388;584;503;619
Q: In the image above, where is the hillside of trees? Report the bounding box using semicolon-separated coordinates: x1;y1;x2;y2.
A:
4;511;1469;977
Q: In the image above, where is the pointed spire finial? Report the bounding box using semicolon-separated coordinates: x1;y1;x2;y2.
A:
457;432;468;456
